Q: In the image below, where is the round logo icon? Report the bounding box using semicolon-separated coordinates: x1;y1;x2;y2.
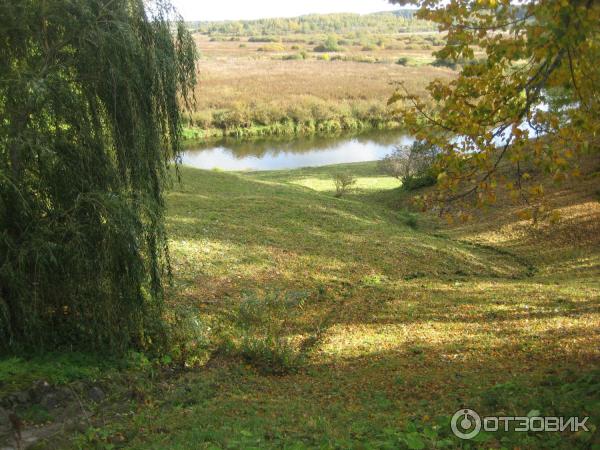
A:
451;409;482;440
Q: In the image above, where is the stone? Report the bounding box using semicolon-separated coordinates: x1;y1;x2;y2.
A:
40;392;61;409
15;391;30;404
29;380;52;403
57;387;74;402
88;386;105;403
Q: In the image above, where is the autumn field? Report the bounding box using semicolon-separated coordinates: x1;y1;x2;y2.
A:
185;32;455;141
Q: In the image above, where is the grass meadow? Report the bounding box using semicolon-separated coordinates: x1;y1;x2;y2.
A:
3;160;595;448
135;163;600;449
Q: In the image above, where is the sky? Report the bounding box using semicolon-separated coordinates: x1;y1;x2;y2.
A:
170;0;399;22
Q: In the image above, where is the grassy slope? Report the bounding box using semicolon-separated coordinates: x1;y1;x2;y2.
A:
2;162;598;449
126;163;598;449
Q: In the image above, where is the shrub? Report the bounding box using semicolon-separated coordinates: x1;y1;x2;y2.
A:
378;140;440;191
248;36;280;43
402;173;437;191
333;172;357;198
283;53;304;61
396;57;409;66
258;43;286;52
431;58;459;69
223;291;311;375
163;306;213;368
404;213;419;229
238;336;304;375
314;35;340;52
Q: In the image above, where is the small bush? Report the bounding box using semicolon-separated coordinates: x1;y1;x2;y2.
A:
223;291;311;375
402;173;437;191
404;214;419;229
314;35;340;52
333;172;357;198
378;140;440;191
282;53;304;61
239;336;304;375
258;43;286;52
396;57;409;66
163;306;213;368
248;36;280;43
431;58;466;69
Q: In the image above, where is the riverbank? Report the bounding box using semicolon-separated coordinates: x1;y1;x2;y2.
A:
1;160;598;449
183;119;402;145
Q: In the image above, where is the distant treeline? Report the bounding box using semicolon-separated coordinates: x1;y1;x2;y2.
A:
189;10;436;36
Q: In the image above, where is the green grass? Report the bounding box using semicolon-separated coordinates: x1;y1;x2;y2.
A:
153;163;598;449
0;353;110;397
2;161;598;449
248;161;400;191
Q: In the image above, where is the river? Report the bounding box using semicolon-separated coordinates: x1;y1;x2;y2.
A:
181;130;414;171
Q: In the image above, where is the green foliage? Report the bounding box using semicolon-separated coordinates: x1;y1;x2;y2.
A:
389;0;600;216
222;292;311;375
402;174;437;191
238;335;305;376
403;213;419;229
476;370;600;449
0;353;109;396
396;56;410;66
361;274;385;286
430;57;459;69
0;0;197;353
333;172;357;198
191;11;436;36
314;35;341;52
163;306;213;368
248;36;281;43
378;140;440;191
257;43;286;52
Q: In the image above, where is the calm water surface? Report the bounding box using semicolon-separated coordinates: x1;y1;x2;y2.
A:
182;130;414;171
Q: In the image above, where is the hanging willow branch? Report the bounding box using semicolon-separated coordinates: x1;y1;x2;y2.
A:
0;0;197;353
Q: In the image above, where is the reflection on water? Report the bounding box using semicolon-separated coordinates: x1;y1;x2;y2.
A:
181;130;414;171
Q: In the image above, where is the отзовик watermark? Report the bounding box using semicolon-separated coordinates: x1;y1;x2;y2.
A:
451;408;590;440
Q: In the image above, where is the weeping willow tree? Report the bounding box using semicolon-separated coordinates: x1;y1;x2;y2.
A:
0;0;197;353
